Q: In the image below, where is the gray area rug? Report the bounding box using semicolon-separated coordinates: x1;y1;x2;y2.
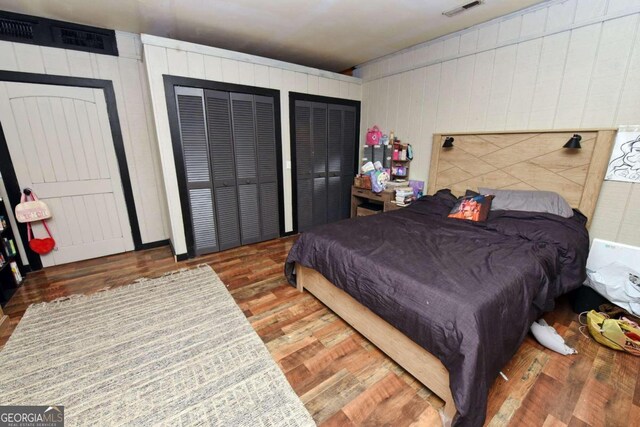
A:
0;265;315;426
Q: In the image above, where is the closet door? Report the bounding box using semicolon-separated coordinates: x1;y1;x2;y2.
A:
341;107;357;220
294;101;313;232
175;87;219;255
254;95;280;240
311;102;328;226
230;92;261;245
294;100;358;231
205;90;241;250
327;105;343;223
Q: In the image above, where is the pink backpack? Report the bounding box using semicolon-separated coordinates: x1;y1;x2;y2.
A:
366;126;382;146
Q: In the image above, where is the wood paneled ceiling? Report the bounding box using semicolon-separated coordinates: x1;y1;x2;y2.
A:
0;0;544;71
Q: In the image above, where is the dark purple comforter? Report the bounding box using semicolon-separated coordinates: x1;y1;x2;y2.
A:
285;190;589;427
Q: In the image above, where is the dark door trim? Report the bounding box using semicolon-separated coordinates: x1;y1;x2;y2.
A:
0;70;143;270
163;75;285;259
289;92;361;234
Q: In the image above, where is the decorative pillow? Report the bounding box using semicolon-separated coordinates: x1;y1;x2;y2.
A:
448;194;494;222
478;188;574;218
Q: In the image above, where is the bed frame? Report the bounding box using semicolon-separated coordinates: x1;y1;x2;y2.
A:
428;129;616;226
296;129;616;424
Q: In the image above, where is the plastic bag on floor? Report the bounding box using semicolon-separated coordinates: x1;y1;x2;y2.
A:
585;262;640;315
580;310;640;356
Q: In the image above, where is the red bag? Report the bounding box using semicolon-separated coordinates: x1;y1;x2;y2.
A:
366;125;382;146
27;220;55;255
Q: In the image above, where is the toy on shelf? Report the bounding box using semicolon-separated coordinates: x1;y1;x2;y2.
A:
361;127;414;183
390;140;411;180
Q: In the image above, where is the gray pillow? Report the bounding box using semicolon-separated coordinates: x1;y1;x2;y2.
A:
478;188;574;218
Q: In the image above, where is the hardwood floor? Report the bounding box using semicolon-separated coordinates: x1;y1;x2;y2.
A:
1;236;639;426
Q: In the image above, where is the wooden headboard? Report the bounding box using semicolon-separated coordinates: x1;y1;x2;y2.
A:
428;129;616;225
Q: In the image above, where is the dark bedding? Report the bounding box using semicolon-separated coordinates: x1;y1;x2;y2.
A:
285;190;589;427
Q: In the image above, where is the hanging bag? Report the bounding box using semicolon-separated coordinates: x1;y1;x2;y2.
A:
27;220;56;255
17;190;56;255
15;191;51;223
366;125;383;146
406;143;414;161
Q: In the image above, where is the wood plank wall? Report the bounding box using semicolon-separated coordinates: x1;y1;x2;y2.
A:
142;35;362;256
0;32;170;246
356;0;640;246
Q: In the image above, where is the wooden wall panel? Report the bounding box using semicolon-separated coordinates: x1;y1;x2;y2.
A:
14;44;45;74
238;61;254;85
254;64;270;88
581;15;638;127
506;39;542;130
485;45;517;131
357;0;640;245
616;18;640;125
528;32;570;129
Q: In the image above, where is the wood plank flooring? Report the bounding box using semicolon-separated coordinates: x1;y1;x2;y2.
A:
1;236;638;426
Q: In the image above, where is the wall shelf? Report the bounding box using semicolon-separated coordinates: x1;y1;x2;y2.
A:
0;198;25;307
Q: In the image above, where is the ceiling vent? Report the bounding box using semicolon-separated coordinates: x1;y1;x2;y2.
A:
443;1;484;18
0;11;118;56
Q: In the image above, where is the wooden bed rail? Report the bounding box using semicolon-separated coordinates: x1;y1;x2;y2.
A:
296;263;457;425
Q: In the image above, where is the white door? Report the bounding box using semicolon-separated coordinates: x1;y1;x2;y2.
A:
0;82;134;267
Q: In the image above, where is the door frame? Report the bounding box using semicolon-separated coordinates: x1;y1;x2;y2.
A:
163;75;285;258
289;92;361;234
0;71;143;270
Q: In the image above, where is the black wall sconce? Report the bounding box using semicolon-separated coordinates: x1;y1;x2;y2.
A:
563;134;582;149
442;136;454;148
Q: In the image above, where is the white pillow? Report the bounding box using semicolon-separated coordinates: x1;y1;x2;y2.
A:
478;188;573;218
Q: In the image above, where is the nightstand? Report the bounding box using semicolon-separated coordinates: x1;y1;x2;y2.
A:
351;186;408;217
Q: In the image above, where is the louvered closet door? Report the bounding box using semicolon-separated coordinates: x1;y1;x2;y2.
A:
294;101;313;232
205;90;241;250
254;95;280;240
311;103;328;226
327;106;344;224
295;101;357;231
176;87;219;255
230;93;261;245
341;107;357;220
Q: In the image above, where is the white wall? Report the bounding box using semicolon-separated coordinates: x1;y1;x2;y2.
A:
355;0;640;246
142;34;362;256
0;32;170;246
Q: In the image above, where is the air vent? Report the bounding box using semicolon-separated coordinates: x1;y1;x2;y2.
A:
0;11;118;56
443;1;483;17
0;17;34;40
53;27;106;50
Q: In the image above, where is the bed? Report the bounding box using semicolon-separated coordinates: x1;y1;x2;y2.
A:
285;129;616;426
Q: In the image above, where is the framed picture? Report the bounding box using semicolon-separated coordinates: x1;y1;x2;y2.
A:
606;125;640;183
